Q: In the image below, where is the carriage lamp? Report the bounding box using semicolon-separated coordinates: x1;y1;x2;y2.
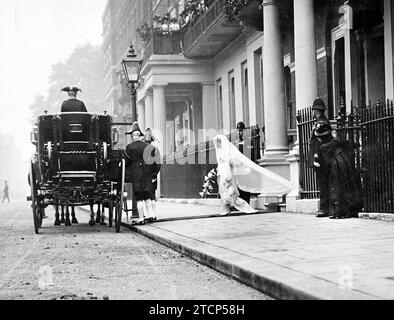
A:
30;125;38;145
121;43;143;122
112;127;120;146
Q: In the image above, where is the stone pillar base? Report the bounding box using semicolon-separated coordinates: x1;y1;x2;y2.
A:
257;154;290;180
290;199;320;215
252;194;284;210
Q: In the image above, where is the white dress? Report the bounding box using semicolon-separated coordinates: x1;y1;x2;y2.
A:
213;135;291;215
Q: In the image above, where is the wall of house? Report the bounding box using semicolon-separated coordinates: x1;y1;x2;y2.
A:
366;35;386;104
213;35;248;132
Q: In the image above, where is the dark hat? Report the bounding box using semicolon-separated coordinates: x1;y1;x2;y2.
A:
315;120;332;137
312;98;326;111
61;86;82;93
237;121;246;130
126;122;144;136
144;128;155;142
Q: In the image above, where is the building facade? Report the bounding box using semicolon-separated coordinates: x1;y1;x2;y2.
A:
102;0;394;212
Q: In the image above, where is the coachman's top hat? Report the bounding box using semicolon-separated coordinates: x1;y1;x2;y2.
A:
126;122;144;136
314;120;332;137
312;98;326;111
61;86;82;93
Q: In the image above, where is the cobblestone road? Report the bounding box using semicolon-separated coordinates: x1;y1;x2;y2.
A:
0;201;271;300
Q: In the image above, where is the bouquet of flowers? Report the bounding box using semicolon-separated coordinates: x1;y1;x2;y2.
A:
199;168;219;198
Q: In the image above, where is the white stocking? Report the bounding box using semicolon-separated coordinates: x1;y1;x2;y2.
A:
151;200;157;219
145;199;154;219
136;201;146;221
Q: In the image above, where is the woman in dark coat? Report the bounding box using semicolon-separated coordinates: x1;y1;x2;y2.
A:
313;121;362;219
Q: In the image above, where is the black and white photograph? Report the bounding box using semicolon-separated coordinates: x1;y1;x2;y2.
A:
0;0;394;308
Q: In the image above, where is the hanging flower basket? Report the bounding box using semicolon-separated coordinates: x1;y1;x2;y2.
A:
224;0;263;21
137;23;152;43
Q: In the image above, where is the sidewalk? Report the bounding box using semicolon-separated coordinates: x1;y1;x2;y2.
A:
124;201;394;300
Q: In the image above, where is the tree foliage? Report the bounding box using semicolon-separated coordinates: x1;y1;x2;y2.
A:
29;43;105;120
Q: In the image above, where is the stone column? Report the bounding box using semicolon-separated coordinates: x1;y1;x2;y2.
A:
263;0;288;156
144;91;154;130
294;0;318;113
385;0;394;99
286;0;318;213
152;85;166;155
201;82;217;142
152;85;166;200
137;100;145;131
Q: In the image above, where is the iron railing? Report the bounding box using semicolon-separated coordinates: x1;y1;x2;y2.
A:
298;101;394;214
360;100;394;213
143;31;183;63
182;0;224;52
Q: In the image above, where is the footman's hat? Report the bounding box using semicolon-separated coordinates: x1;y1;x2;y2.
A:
126;122;144;136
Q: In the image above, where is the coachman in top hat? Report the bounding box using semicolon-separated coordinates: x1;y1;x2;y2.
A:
60;86;87;113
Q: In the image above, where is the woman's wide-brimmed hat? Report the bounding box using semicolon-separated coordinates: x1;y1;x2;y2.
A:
315;120;332;137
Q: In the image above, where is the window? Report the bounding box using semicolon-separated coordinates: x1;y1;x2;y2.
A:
241;61;249;126
228;70;236;129
216;79;223;129
254;49;264;127
284;66;295;130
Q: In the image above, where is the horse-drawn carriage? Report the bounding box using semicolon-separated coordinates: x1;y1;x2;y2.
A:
28;112;130;234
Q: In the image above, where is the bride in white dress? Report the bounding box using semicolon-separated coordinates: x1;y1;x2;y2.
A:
213;135;291;215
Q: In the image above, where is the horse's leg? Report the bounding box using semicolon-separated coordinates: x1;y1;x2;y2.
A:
65;206;71;226
60;206;66;224
71;206;78;224
89;202;95;226
95;203;101;224
54;203;60;226
100;203;107;225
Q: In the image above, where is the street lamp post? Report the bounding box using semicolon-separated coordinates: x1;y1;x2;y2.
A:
121;43;143;122
121;43;143;222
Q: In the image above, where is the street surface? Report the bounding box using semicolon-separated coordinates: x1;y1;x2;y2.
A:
0;200;271;300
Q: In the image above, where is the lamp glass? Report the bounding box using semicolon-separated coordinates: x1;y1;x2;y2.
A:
122;58;142;83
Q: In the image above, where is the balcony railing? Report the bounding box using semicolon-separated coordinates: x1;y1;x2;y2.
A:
182;0;225;53
143;31;183;63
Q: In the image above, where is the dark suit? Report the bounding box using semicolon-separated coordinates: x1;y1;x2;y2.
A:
125;140;161;196
61;99;88;113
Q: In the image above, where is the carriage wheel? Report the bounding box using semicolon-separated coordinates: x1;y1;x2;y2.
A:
115;159;126;233
30;161;40;234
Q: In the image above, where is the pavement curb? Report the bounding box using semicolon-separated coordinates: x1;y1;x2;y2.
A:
122;223;319;300
158;198;222;207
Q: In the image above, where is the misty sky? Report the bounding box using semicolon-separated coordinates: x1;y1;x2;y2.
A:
0;0;107;160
